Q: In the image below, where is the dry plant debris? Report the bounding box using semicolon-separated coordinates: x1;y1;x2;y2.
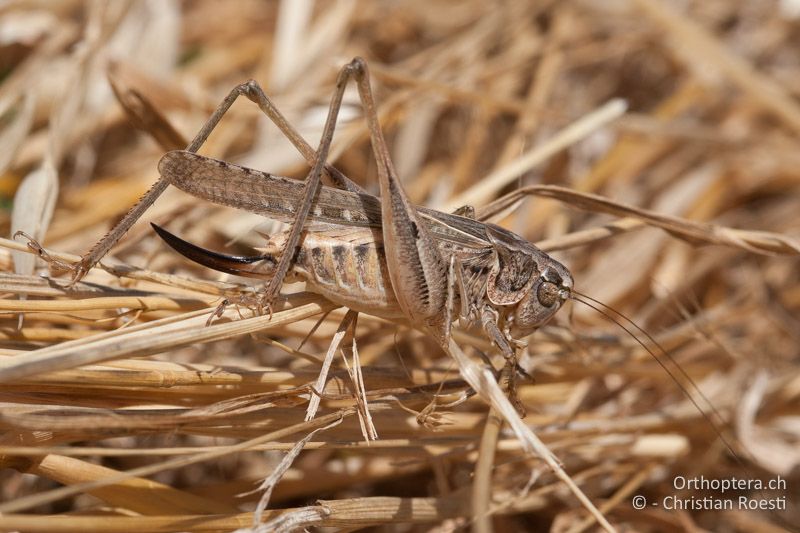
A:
0;1;798;532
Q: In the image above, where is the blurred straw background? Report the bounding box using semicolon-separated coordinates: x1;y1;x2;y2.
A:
0;1;799;531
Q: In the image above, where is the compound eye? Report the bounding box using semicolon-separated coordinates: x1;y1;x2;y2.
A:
537;281;559;308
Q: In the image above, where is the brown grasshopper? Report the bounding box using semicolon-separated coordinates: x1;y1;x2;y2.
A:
148;59;574;413
28;57;723;439
19;58;739;530
152;151;573;404
60;57;574;412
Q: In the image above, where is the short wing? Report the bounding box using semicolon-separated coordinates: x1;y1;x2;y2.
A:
158;150;493;251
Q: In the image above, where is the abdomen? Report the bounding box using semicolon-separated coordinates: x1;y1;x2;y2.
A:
288;226;404;318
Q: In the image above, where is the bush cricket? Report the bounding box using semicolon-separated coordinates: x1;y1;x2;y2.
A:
67;57;577;415
21;57;765;531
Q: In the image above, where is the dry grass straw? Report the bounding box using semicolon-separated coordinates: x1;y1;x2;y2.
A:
1;1;798;532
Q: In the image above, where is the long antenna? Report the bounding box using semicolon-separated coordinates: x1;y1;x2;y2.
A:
570;289;740;463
